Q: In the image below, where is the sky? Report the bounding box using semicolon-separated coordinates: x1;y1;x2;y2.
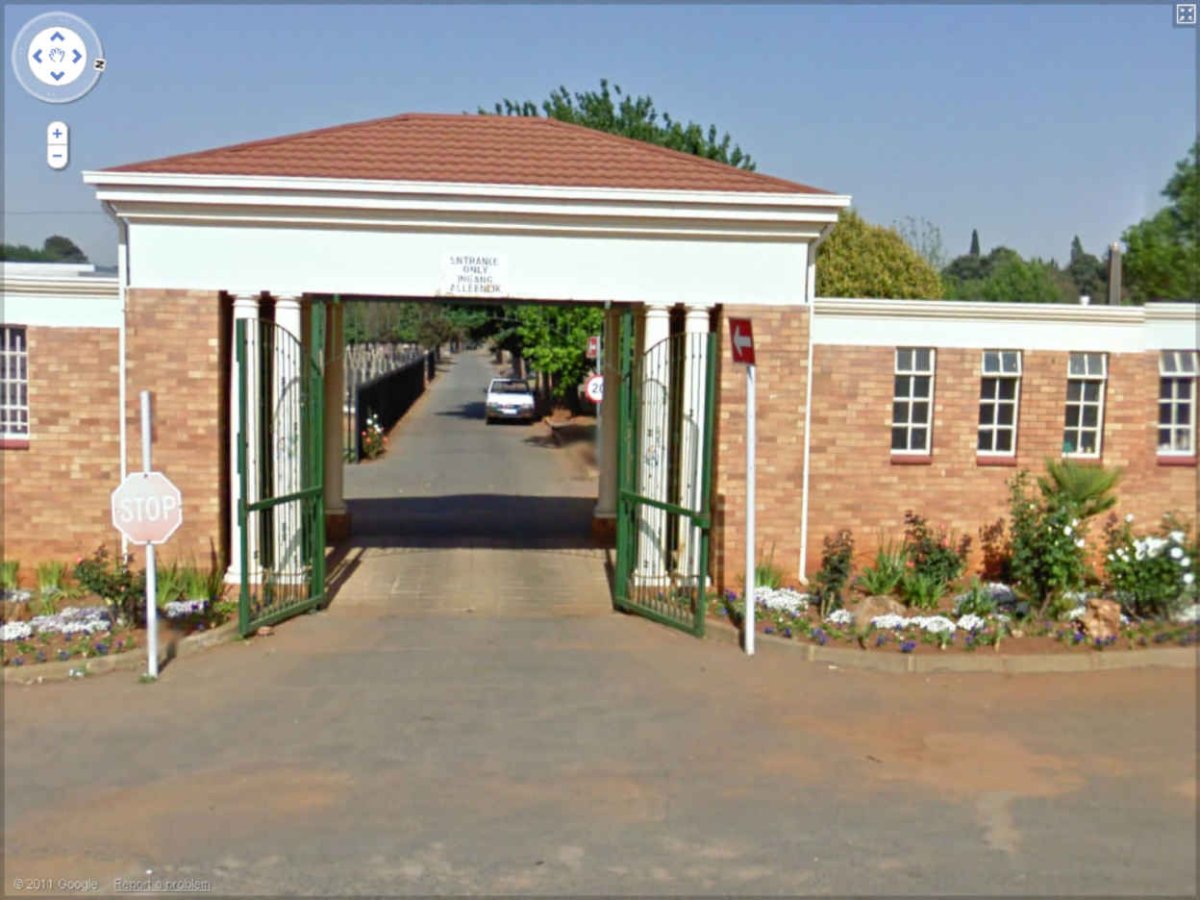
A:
3;2;1197;268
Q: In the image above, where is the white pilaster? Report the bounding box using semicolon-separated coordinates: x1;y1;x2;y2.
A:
676;304;711;579
272;294;304;582
226;291;262;584
636;303;672;579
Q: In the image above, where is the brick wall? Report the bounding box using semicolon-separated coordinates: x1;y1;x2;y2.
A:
1;327;121;570
710;308;1198;590
123;288;227;570
711;306;811;590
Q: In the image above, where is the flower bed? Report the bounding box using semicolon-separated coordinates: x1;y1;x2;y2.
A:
720;591;1200;655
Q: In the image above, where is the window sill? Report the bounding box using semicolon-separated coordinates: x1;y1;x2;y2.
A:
890;454;932;466
1;438;30;451
1157;455;1197;468
976;455;1018;467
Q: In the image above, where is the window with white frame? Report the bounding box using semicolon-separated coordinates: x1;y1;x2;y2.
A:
1063;351;1106;457
978;350;1021;455
892;347;935;453
1159;350;1198;455
0;326;29;441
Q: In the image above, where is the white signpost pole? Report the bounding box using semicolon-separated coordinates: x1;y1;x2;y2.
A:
140;390;158;680
744;362;756;657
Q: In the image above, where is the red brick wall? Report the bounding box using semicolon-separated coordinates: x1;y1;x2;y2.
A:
1;327;121;572
712;306;811;590
711;309;1198;590
123;288;227;570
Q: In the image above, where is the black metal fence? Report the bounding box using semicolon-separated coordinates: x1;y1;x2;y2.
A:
345;344;437;462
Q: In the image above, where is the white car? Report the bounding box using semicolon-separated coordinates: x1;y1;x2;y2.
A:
485;378;537;424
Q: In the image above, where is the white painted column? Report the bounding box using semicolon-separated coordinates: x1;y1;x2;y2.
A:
595;306;621;520
226;291;262;584
636;303;672;581
676;304;711;581
272;294;304;582
323;303;347;535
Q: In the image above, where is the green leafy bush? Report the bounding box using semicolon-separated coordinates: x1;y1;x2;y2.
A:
813;530;855;617
900;571;946;611
74;546;146;627
1103;514;1197;619
1;560;19;591
954;577;998;617
1007;471;1088;616
903;511;970;588
855;538;907;596
1038;458;1122;521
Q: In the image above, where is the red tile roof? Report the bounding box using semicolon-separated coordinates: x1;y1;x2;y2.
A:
107;113;831;194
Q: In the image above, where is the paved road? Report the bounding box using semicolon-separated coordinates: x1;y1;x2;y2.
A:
339;348;611;617
3;350;1197;896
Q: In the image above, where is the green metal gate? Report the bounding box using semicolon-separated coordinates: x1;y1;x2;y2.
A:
614;309;718;636
235;303;327;635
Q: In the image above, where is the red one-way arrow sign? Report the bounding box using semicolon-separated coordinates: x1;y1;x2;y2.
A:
728;317;756;365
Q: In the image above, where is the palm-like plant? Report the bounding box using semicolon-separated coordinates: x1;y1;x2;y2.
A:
1037;458;1122;520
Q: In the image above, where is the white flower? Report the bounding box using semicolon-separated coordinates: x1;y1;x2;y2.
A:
870;613;908;630
757;588;809;614
956;613;987;632
1117;549;1128;560
1107;553;1115;561
1064;605;1088;621
1183;557;1191;568
1071;519;1080;528
825;609;854;626
1170;531;1186;544
1185;573;1195;586
1063;525;1073;536
1;621;33;642
1075;538;1086;549
911;615;956;634
1125;513;1135;523
1171;547;1184;560
1174;603;1200;624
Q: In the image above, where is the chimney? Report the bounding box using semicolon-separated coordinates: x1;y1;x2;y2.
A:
1108;243;1122;305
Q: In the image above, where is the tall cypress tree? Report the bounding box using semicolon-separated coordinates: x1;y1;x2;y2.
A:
969;229;981;257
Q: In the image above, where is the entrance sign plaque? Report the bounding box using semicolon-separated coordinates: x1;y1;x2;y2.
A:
439;253;509;297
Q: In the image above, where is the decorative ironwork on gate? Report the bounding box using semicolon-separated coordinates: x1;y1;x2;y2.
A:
235;304;326;635
614;311;718;636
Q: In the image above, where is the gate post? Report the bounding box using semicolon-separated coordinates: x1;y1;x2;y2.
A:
593;306;621;541
323;301;349;541
226;291;262;584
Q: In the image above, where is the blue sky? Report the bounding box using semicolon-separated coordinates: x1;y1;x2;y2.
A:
3;2;1196;267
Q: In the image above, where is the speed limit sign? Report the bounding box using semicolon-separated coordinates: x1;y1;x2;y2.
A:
583;374;604;404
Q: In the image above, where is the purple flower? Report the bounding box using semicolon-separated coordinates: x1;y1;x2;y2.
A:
764;626;775;635
1071;632;1084;645
94;642;109;656
57;649;70;661
875;633;887;647
13;658;23;666
900;640;917;654
782;627;792;639
35;651;46;663
811;627;828;646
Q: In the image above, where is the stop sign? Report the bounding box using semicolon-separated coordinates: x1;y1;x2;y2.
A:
111;472;183;545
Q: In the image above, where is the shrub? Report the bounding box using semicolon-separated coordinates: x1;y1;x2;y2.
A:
35;561;66;597
154;563;184;608
954;577;998;617
1;560;19;591
855;537;907;596
900;571;946;611
361;412;387;460
746;544;784;590
74;546;146;627
812;530;855;617
1038;458;1122;521
903;511;970;588
1103;513;1197;619
1007;471;1088;616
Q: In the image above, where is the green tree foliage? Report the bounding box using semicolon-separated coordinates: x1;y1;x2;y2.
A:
969;228;981;257
1122;141;1200;302
512;305;604;401
1067;235;1106;301
942;245;1072;303
0;234;88;262
1037;458;1122;521
343;302;488;348
815;209;943;298
484;78;756;170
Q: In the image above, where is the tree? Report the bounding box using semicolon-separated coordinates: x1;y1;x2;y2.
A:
816;209;944;298
894;216;946;271
513;305;604;403
0;234;88;262
484;79;756;170
1122;141;1199;302
969;229;980;257
942;245;1073;303
1065;235;1106;301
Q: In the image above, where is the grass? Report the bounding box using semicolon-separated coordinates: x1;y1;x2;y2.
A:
1;560;19;592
